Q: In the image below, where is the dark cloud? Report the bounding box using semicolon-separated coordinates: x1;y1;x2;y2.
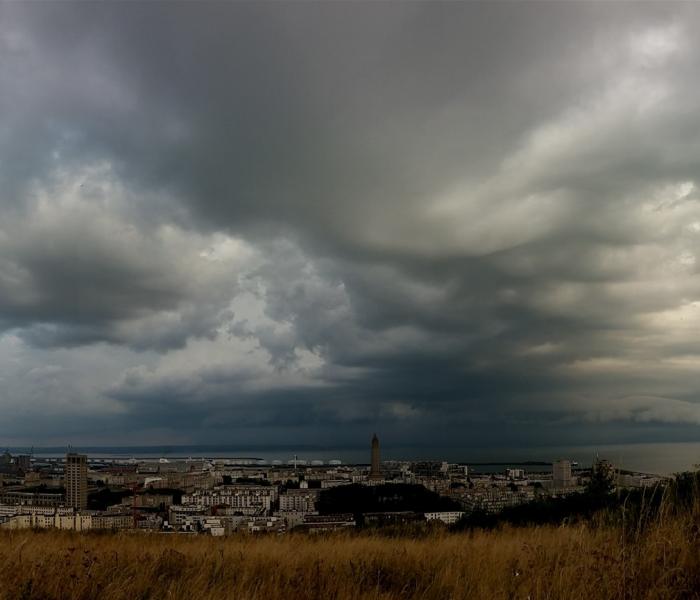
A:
2;2;700;447
0;175;241;350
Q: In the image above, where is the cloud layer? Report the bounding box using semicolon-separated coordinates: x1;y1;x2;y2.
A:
2;2;700;449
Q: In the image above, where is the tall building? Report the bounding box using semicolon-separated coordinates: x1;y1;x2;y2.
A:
65;453;88;511
16;455;31;472
368;433;383;481
552;459;572;488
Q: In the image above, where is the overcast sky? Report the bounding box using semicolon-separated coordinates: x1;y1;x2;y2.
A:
3;2;700;450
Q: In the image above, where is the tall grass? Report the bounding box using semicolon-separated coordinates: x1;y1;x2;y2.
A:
3;481;700;600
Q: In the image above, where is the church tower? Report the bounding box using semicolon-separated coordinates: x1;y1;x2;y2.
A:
369;433;382;481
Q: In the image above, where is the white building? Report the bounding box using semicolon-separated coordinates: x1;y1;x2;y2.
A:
507;468;525;480
321;479;352;489
0;510;130;531
618;473;663;489
552;459;572;488
279;489;319;513
183;485;276;514
275;510;314;529
168;505;210;527
0;504;74;517
201;517;226;536
424;511;465;525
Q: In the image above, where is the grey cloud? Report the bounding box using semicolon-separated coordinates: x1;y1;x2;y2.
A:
0;169;244;350
3;3;700;446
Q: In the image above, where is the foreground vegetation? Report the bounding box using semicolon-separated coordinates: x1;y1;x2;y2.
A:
4;475;700;600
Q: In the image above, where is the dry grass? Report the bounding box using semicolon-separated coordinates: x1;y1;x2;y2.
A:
2;514;700;600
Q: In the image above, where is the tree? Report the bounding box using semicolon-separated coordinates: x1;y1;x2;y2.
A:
587;460;615;497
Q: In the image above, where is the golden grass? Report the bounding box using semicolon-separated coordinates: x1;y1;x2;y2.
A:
2;515;700;600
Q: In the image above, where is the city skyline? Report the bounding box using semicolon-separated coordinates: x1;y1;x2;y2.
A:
0;443;618;535
3;3;700;449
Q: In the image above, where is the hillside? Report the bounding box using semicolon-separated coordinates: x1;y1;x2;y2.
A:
2;504;700;600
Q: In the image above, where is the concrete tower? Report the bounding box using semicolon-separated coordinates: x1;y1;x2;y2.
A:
65;453;88;511
552;459;572;488
369;433;382;481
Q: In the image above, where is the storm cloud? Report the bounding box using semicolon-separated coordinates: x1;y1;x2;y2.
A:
2;2;700;449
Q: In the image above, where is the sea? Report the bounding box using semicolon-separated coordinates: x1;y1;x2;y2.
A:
11;441;700;476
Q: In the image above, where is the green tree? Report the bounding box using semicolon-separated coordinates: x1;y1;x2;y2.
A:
587;460;615;497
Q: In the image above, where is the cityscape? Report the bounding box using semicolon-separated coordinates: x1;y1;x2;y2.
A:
0;435;663;535
4;1;700;597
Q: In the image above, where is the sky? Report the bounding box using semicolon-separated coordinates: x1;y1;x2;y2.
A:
2;2;700;450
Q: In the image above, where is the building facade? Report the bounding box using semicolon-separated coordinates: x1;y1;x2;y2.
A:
424;511;465;525
552;459;572;488
279;489;319;513
65;453;88;510
368;433;382;481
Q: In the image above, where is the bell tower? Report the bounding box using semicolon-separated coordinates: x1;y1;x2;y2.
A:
369;433;382;481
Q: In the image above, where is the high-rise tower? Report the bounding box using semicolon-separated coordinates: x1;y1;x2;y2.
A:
368;433;382;481
552;459;572;488
65;453;88;511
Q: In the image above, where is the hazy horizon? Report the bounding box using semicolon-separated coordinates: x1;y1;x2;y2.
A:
8;440;700;475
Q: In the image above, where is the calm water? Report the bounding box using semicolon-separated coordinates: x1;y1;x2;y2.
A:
17;441;700;475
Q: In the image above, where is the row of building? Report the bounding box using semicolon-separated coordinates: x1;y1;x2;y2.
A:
0;439;665;534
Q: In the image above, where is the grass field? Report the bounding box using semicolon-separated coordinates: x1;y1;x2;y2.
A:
2;505;700;600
